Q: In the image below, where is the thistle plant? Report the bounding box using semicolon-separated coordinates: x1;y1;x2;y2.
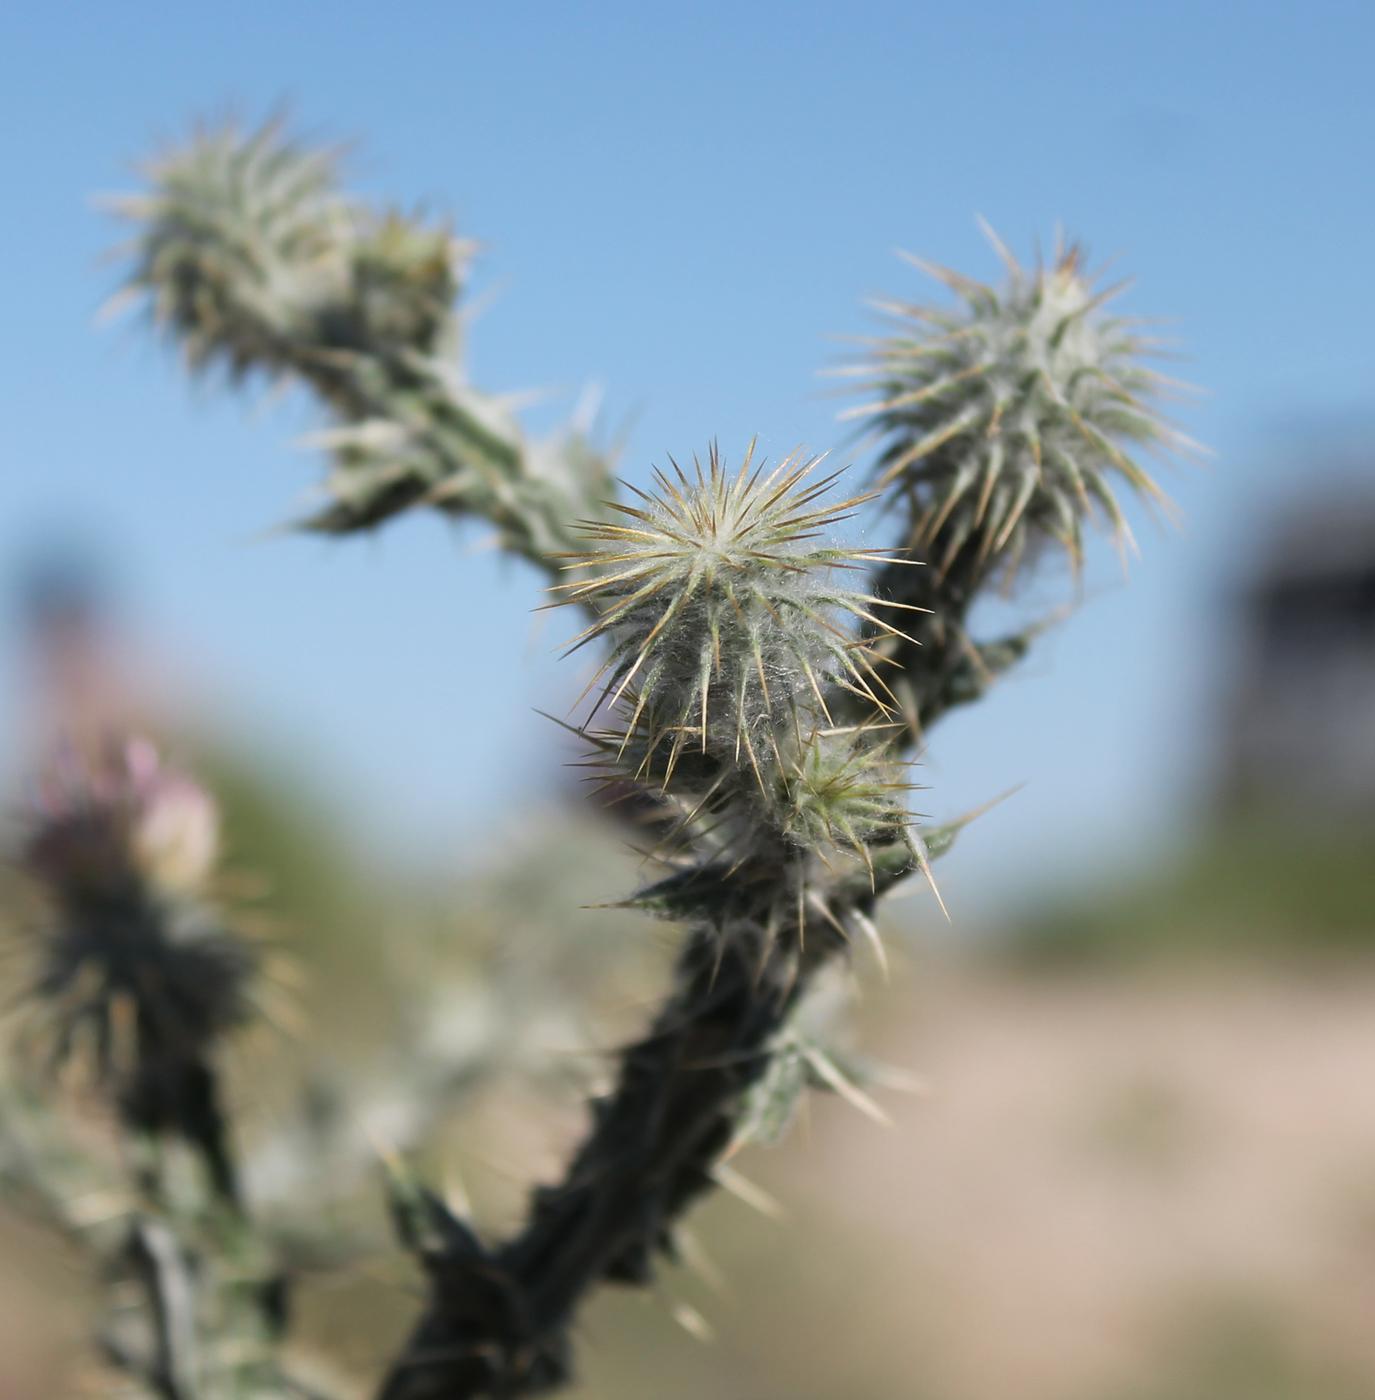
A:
0;116;1188;1397
5;731;312;1396
18;735;250;1199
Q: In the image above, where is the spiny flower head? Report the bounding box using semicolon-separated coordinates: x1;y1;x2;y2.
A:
553;443;914;790
846;226;1192;576
112;118;352;380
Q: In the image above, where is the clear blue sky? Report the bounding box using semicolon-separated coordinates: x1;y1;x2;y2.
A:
2;1;1372;916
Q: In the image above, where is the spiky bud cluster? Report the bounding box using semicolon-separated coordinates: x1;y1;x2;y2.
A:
554;445;922;967
849;228;1185;576
113;119;611;553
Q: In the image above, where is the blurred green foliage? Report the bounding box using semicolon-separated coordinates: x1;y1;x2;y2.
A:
1011;813;1375;967
1102;1300;1375;1400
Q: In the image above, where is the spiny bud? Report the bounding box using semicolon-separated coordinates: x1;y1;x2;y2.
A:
553;443;915;790
342;211;468;358
111;118;352;381
845;225;1194;576
779;728;914;871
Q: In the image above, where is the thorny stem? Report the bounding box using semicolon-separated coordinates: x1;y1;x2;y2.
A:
838;527;1030;735
379;923;838;1398
377;849;919;1395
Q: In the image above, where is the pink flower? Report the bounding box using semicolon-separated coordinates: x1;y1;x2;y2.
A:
23;734;219;897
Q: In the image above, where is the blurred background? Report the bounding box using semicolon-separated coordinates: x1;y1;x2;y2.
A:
2;3;1374;1397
